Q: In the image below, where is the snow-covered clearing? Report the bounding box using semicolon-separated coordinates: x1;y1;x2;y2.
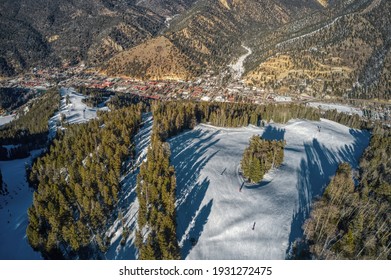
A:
229;45;252;80
0;115;16;127
49;87;109;138
169;119;370;259
308;102;363;117
105;113;153;260
0;150;42;259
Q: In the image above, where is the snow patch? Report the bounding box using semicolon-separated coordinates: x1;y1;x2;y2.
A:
0;115;16;127
48;87;109;139
308;102;363;116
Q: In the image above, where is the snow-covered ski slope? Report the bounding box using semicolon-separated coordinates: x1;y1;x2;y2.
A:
169;119;370;259
105;113;153;260
49;87;109;138
0;150;42;259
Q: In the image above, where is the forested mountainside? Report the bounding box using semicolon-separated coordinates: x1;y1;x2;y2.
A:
136;0;198;17
302;126;390;260
105;0;391;100
245;0;391;100
108;0;322;79
0;0;165;76
7;91;384;259
27;105;143;259
0;88;60;159
0;88;35;114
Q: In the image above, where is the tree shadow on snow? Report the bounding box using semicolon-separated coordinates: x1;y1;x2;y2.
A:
169;129;219;259
105;114;153;260
170;129;220;195
181;199;213;259
244;179;272;190
286;129;370;259
261;125;285;141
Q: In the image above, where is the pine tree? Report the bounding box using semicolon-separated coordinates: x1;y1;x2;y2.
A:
251;157;262;183
241;135;285;183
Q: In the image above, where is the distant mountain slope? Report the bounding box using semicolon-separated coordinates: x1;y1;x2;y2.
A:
244;0;391;99
2;0;389;100
136;0;198;17
0;0;165;76
107;0;322;78
166;0;324;69
105;36;196;80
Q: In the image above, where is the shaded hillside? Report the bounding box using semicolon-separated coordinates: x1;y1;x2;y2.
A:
0;0;165;76
166;0;322;71
0;17;52;77
245;0;391;100
136;0;198;17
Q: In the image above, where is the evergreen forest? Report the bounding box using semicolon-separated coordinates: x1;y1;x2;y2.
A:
0;88;60;159
241;136;285;183
302;126;390;259
26;104;143;259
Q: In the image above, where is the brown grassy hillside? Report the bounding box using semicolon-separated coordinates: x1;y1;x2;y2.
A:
105;36;197;80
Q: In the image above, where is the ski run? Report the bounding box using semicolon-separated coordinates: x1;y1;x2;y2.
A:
0;94;370;259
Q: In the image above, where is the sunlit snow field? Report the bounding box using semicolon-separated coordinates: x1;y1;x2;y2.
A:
169;119;370;259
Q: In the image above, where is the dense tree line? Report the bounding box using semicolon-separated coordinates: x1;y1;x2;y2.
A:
76;87;114;107
321;109;368;130
107;93;151;110
26;104;143;259
302;126;390;259
0;145;30;160
241;135;285;183
135;101;181;260
135;137;180;259
152;101;321;140
0;88;60;159
0;87;35;113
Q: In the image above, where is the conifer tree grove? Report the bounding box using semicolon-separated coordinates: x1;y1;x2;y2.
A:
135;102;180;260
303;126;390;260
26;105;142;259
241;135;285;183
136;137;180;260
